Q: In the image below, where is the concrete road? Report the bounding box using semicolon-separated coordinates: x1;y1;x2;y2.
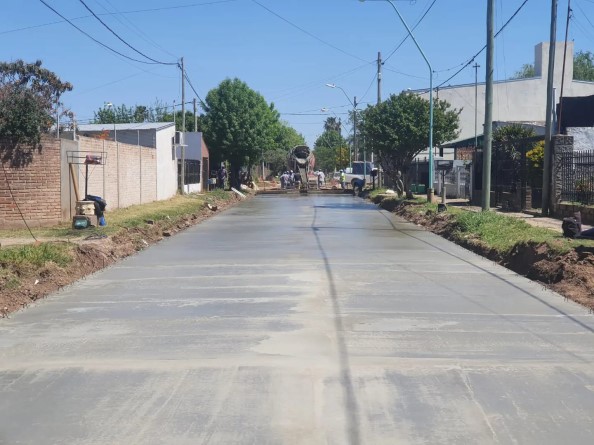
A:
1;195;594;445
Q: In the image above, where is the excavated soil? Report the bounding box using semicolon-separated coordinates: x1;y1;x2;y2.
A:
0;193;245;317
381;199;594;311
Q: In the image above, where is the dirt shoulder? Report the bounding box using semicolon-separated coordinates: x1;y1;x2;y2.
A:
0;191;248;317
374;196;594;311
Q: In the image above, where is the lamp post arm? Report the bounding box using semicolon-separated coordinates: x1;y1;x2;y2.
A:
385;1;432;74
385;0;434;192
336;86;355;108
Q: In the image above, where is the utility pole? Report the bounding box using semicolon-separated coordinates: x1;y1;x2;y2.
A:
56;97;60;138
482;0;495;211
558;0;571;134
473;63;480;149
193;98;197;132
542;0;558;216
353;96;358;167
180;57;186;195
377;51;382;105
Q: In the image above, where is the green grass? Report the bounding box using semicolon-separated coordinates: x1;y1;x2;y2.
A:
0;191;234;240
0;243;73;268
410;202;594;254
0;268;21;289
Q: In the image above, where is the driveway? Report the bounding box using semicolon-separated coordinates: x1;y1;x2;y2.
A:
1;195;594;444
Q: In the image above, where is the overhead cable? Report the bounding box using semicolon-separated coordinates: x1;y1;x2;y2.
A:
183;71;207;109
383;0;439;65
1;164;37;242
77;0;177;65
250;0;371;63
436;0;531;88
37;0;165;65
2;0;238;36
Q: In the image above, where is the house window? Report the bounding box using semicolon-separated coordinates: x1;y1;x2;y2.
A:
178;159;201;185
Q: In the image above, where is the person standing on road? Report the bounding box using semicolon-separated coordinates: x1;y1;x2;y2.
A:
218;165;227;189
340;170;346;190
317;171;325;189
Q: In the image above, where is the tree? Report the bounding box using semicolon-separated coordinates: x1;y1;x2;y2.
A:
493;124;536;161
266;123;306;175
512;63;535;79
0;60;72;166
512;51;594;81
573;50;594;82
93;100;201;132
202;78;280;188
361;92;460;192
313;130;348;173
275;122;305;151
323;117;341;133
526;140;544;188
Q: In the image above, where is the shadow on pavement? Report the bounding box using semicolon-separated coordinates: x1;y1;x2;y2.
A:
311;206;362;445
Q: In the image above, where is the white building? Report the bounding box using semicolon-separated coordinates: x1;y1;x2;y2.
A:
75;122;178;200
418;42;594;145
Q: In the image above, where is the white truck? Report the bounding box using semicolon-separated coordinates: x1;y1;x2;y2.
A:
343;161;376;188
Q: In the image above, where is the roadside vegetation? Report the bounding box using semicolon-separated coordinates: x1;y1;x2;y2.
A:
372;194;594;309
376;196;594;254
0;190;241;315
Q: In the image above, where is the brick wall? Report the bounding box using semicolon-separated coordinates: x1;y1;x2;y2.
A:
0;136;62;228
76;136;158;211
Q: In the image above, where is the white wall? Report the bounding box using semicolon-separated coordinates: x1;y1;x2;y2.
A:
568;127;594;152
419;42;594;143
156;126;178;200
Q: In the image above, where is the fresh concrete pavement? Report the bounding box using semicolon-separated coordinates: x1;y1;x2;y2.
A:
1;195;594;444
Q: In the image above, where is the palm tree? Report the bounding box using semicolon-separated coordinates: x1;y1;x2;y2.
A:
323;117;341;134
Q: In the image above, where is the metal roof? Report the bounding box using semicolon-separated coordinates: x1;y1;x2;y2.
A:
77;122;175;132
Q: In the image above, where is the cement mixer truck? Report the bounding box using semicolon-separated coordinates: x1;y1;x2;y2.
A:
288;145;315;192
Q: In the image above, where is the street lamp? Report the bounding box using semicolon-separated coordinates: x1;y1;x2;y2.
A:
325;83;357;168
359;0;435;200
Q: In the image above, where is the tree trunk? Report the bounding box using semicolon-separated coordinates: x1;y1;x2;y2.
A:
229;162;241;190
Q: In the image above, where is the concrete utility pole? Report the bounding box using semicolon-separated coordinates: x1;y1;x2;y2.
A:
482;0;495;211
56;97;60;138
353;96;358;166
558;0;572;135
180;57;186;195
542;0;558;216
193;98;197;132
473;63;480;149
377;51;382;105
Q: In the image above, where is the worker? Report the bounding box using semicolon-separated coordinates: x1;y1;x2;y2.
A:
317;170;325;189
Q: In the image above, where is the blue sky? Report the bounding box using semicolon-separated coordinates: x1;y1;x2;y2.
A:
0;0;588;147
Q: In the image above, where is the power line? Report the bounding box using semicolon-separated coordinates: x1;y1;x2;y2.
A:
382;66;427;79
436;0;531;88
383;0;439;64
1;0;239;36
271;63;373;101
77;0;177;65
358;73;378;103
183;71;207;109
250;0;371;64
1;163;37;242
94;0;178;58
37;0;165;65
